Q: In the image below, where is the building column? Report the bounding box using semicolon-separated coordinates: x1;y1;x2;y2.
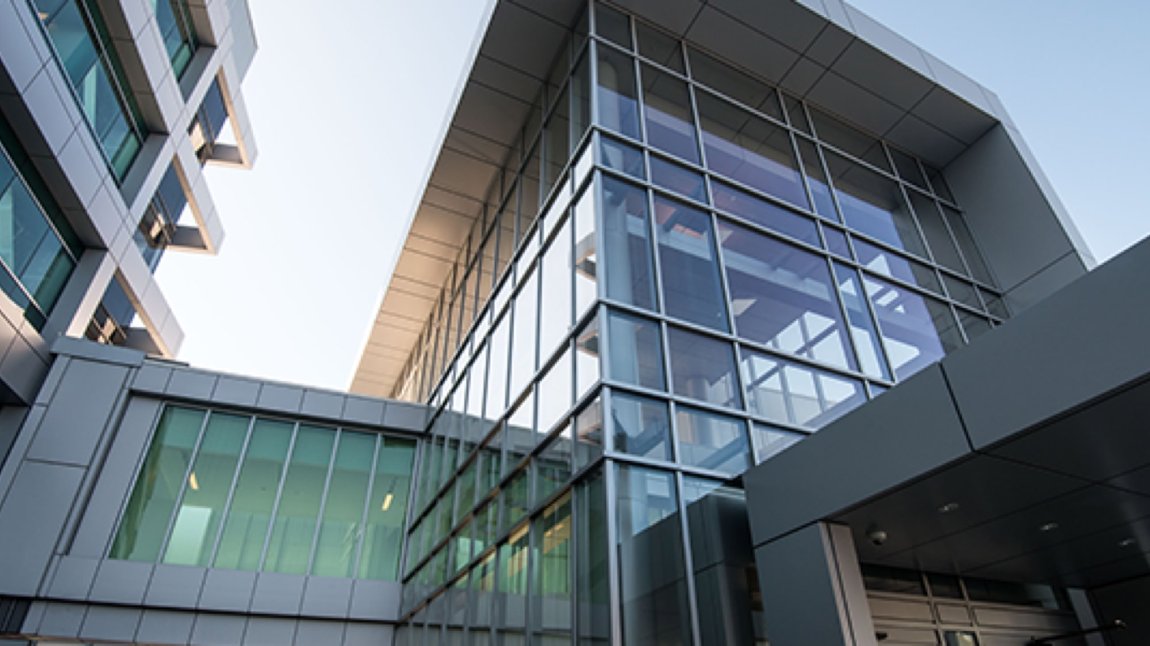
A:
754;521;877;646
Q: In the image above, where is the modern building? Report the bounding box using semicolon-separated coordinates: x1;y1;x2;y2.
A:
1;0;1149;645
0;0;256;417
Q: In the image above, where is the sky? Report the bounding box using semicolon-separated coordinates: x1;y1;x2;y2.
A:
155;0;1150;393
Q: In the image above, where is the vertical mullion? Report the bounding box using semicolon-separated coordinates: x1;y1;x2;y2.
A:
255;420;300;571
154;406;213;562
204;413;258;566
603;460;623;645
305;429;343;575
675;472;704;646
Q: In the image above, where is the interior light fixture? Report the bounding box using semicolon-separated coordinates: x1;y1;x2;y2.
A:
188;472;199;491
938;502;959;514
382;493;394;512
1038;522;1059;532
1119;538;1136;548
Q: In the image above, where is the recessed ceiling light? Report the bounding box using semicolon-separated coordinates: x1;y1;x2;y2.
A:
1119;538;1136;548
938;502;959;514
1038;522;1059;532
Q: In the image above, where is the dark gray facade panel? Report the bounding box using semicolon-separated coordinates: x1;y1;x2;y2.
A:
145;565;209;608
136;608;196;645
190;612;248;645
301;576;354;619
0;461;83;594
743;364;971;545
132;363;174;393
250;572;305;615
165;369;219;401
344;622;396;646
89;559;152;605
198;569;257;613
341;396;387;426
80;604;142;642
210;375;263;407
943;124;1087;301
349;580;402;621
944;236;1150;451
302;389;346;419
25;360;130;467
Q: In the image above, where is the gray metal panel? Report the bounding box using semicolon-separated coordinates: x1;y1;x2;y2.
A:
244;616;298;645
743;364;971;545
256;383;305;413
301;390;345;419
191;612;248;645
0;461;83;594
136;609;196;645
89;559;153;604
211;375;262;407
198;569;256;612
166;369;219;400
348;579;402;621
46;556;99;600
80;605;142;643
301;576;353;618
250;572;305;615
343;622;395;646
294;618;347;645
943;236;1150;451
26;360;129;466
35;601;86;640
146;565;208;607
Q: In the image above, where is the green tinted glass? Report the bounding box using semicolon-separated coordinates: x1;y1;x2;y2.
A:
212;419;292;570
264;425;334;574
311;431;375;577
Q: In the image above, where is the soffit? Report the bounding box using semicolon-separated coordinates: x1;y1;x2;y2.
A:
353;0;1006;398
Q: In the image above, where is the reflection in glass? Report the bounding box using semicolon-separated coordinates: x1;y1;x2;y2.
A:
537;426;573;502
826;152;925;257
636;22;683;72
943;205;994;285
641;64;700;164
509;269;539;402
711;180;819;246
606;309;665;390
717;220;855;371
599;135;645;180
601;176;657;310
675;406;750;475
576;469;610;644
594;2;632;49
650;155;707;202
688;47;782;121
909;191;965;274
537;349;573;435
532;494;573;639
667;326;742;409
697;92;808;210
539;217;573;360
809;108;890;172
573;184;598;318
653;196;729;331
610;391;672;460
740;348;867;429
831;262;891;380
864;274;961;380
311;431;376;577
615;464;691;645
498;524;531;639
751;423;803;463
575;396;604;470
795;137;837;220
596;46;640;140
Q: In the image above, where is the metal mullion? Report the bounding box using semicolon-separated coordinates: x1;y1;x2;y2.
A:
603;459;623;645
856;269;912;382
674;471;705;646
202;412;259;567
304;428;343;576
152;405;213;563
349;431;383;579
254;420;300;572
400;437;426;581
0;148;80;262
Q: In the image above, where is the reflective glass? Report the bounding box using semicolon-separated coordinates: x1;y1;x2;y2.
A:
640;64;699;163
636;22;683;72
697;92;808;210
809;108;890;172
854;239;942;295
532;494;574;638
503;471;531;532
537;349;573;435
544;85;571;196
909;192;965;274
509;268;539;401
601;176;656;311
539;217;573;360
506;391;536;467
596;46;641;139
111;406;204;561
360;437;414;580
687;47;782;121
717;219;855;371
498;524;531;635
213;419;293;570
610;391;671;460
599;135;645;180
264;425;334;575
796;137;837;220
890;147;929;191
711;180;819;246
470;552;498;631
740;348;867;429
831;262;891;380
605;309;664;390
486;312;511;420
650;155;706;202
574;396;604;470
576;469;609;644
827;152;925;258
751;423;803;463
575;314;600;401
864;274;961;380
615;464;691;645
675;406;750;475
594;3;632;49
943;205;994;285
653;196;729;331
536;426;573;502
311;431;376;577
667;326;741;409
573;184;598;318
163;412;248;566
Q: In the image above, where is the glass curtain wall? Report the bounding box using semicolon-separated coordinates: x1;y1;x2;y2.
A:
397;2;1007;643
110;405;416;582
31;0;146;179
151;0;197;77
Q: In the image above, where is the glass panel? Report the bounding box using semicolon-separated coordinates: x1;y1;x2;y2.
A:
486;312;511;420
782;94;811;135
943;205;994;285
943;274;981;310
575;314;600;401
532;494;573;637
594;2;631;49
751;423;803;463
601;176;656;311
675;406;750;475
610;391;671;460
687;47;782;121
605;309;664;390
822;225;851;260
162;412;248;566
864;274;961;380
890;148;929;191
539;217;573;359
667;326;742;409
543;85;571;196
909;192;965;274
831;262;891;380
537;426;573;502
213;419;293;571
635;22;683;72
854;239;941;294
640;64;699;163
574;184;598;319
506;391;536;468
958;310;992;342
711;180;819;246
696;92;808;210
264;425;335;575
809;108;890;172
537;349;573;435
498;524;531;635
615;464;690;645
509;267;538;403
740;348;867;429
596;46;641;139
359;437;415;580
576;469;609;645
572;53;592;150
503;470;531;532
574;396;604;470
111;406;204;561
650;155;706;202
717;219;855;370
827;152;925;256
796;137;837;220
470;552;498;631
653;196;729;331
599;135;645;180
311;431;376;577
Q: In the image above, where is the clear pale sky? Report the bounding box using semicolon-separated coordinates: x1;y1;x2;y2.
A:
155;0;1150;392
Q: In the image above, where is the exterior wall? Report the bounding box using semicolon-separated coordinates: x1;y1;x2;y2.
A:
0;0;257;405
0;339;428;645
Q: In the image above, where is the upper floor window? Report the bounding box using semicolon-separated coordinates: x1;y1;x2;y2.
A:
188;79;229;163
152;0;197;77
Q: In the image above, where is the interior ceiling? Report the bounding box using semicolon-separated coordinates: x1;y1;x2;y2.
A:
353;0;1002;399
838;375;1150;589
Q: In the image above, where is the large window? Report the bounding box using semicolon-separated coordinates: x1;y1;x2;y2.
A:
152;0;197;77
112;406;415;581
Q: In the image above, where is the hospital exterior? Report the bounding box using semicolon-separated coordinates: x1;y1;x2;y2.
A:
1;0;1149;645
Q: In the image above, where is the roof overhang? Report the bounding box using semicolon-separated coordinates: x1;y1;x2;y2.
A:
353;0;1011;398
744;235;1150;589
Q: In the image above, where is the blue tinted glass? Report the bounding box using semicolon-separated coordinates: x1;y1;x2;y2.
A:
711;180;819;246
666;326;741;409
601;176;657;311
653;196;729;331
596;46;641;140
640;64;699;164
